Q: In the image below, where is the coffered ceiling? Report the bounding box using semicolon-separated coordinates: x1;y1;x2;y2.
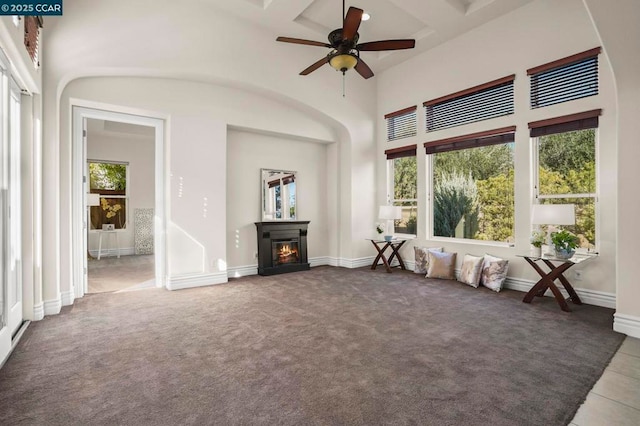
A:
204;0;535;72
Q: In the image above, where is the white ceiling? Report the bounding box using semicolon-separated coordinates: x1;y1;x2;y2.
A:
204;0;535;72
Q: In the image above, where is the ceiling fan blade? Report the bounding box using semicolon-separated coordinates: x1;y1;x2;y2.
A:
342;7;363;41
300;57;328;75
355;58;374;79
276;37;331;48
357;39;416;51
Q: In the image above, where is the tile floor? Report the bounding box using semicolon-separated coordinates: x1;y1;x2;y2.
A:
571;336;640;425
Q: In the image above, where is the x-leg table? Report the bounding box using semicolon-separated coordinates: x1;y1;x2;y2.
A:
369;239;407;273
521;256;583;312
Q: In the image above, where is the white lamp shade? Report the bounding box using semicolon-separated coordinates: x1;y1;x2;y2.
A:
379;205;402;220
531;204;575;225
87;193;101;207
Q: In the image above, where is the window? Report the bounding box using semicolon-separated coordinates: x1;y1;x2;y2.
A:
424;75;514;132
385;106;417;142
425;127;515;243
0;49;23;332
385;145;417;235
529;47;600;109
89;161;129;230
530;110;600;250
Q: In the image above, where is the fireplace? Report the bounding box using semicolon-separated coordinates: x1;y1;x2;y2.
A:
255;221;310;275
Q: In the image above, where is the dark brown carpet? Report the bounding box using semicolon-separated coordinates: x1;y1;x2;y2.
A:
0;266;624;425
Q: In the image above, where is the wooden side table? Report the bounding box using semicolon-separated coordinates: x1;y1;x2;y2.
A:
518;253;596;312
369;238;408;273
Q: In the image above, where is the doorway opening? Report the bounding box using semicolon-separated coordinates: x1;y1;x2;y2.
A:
72;106;166;298
86;119;156;293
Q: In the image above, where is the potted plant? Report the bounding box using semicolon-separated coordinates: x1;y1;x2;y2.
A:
530;230;546;257
551;229;579;259
376;223;385;236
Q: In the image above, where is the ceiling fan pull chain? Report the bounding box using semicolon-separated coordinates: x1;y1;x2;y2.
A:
342;73;346;98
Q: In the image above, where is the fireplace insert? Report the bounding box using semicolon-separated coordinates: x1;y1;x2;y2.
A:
255;221;310;275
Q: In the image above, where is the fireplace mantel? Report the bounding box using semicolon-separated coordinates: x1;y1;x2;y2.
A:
255;221;310;276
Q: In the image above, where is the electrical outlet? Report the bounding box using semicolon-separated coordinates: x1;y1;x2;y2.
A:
574;270;582;280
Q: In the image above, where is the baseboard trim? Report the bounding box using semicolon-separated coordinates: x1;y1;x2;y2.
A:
61;290;75;306
227;257;333;279
43;296;62;316
32;303;44;321
338;256;376;269
309;256;331;267
89;247;135;257
227;264;258;279
614;313;640;339
167;272;228;291
504;276;616;309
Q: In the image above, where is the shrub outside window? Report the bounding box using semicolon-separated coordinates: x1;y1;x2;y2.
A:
385;145;417;235
426;128;515;243
535;129;596;249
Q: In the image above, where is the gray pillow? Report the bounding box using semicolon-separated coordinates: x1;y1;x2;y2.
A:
414;246;443;274
426;251;457;280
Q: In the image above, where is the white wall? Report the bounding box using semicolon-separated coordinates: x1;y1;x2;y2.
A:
60;77;341;289
226;130;329;272
376;0;617;295
0;17;40;93
86;124;155;254
42;0;378;312
583;0;640;335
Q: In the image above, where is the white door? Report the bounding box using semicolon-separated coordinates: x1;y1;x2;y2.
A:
6;80;22;336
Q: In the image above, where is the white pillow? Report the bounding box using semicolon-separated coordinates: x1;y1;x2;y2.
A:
480;254;509;292
458;254;484;288
413;246;443;274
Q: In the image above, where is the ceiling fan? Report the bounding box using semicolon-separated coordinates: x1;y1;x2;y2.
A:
276;1;416;79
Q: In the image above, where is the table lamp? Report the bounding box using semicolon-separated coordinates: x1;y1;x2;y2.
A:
531;203;575;255
379;205;402;241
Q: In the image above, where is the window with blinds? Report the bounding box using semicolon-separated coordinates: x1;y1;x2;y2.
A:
423;75;514;132
24;16;43;66
528;47;600;109
385;106;417;142
426;127;516;243
385;145;417;235
424;126;516;155
530;109;600;250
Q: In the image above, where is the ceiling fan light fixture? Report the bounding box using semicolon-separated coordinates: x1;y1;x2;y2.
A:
329;53;358;73
362;12;371;21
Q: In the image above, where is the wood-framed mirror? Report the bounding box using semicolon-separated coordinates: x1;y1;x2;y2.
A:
261;169;297;221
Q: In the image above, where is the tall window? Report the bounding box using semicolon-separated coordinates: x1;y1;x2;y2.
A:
89;161;129;230
386;145;417;235
0;49;23;332
530;110;599;249
426;127;515;243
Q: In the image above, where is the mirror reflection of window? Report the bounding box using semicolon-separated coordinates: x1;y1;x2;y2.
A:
262;169;297;221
